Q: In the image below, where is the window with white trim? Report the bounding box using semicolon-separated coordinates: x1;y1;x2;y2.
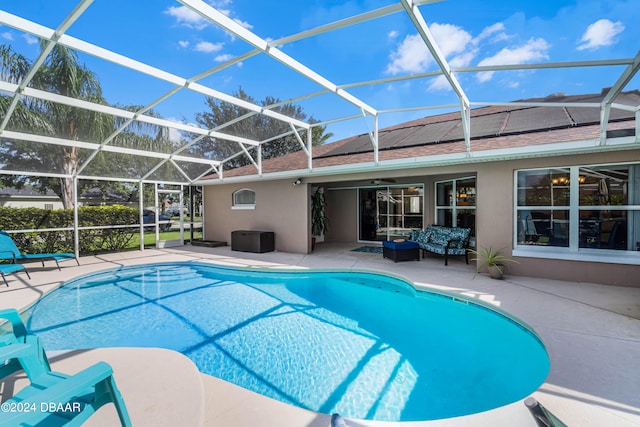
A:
515;163;640;255
435;176;476;241
232;188;255;209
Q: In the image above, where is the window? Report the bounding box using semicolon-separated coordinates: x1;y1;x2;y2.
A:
578;165;639;250
435;177;476;241
232;188;255;209
515;163;640;260
516;168;570;247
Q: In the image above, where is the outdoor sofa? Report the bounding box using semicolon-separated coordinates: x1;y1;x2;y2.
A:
410;225;472;265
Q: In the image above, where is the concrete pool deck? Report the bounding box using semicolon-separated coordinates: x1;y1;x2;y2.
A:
0;243;638;426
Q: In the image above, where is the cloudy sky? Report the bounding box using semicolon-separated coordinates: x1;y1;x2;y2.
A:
1;0;638;141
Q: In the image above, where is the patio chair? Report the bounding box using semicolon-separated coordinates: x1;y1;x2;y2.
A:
0;340;132;427
0;308;48;377
0;230;79;271
0;263;30;286
0;309;131;426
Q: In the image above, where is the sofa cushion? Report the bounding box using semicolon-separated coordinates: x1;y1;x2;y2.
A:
410;229;428;244
421;242;446;255
447;227;471;249
427;226;451;246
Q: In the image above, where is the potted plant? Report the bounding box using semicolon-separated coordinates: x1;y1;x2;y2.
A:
469;247;519;279
311;187;329;250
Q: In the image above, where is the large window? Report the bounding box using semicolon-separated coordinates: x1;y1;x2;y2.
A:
516;168;570;247
516;163;640;259
435;177;476;240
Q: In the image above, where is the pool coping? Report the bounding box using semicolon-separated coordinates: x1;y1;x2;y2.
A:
0;245;638;427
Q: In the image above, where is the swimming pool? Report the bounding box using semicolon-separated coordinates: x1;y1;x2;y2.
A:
26;262;549;422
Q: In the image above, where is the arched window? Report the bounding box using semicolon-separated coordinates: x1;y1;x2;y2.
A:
232;188;255;209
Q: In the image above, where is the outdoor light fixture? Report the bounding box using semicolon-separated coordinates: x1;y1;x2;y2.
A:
292;179;302;186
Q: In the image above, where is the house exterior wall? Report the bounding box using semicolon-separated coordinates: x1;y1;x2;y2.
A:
318;150;640;286
0;198;63;210
203;148;640;286
325;188;358;242
475;149;640;287
203;179;309;254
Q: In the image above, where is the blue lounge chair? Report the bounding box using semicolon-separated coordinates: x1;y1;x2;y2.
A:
0;308;47;376
0;342;132;426
0;231;79;271
0;309;131;426
0;308;28;343
0;263;30;286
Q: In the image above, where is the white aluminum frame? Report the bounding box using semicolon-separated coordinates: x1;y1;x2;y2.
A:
0;0;637;188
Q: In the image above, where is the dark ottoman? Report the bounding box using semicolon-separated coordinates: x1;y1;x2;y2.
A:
382;240;420;262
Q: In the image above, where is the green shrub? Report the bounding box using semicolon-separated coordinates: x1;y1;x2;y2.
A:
0;205;141;254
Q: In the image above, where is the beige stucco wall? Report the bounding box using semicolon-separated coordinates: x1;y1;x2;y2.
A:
325;188;358;242
474;150;640;286
203;179;309;254
202;148;640;286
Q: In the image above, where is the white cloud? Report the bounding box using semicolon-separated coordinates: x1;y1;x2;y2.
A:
386;23;473;75
23;34;38;45
214;53;234;62
449;50;476;68
431;23;473;58
165;117;184;143
2;32;13;41
165;1;253;33
476;37;550;82
388;30;399;40
577;19;624;51
178;40;190;48
427;75;450;92
168;128;182;143
233;18;253;30
386;34;430;74
427;51;477;92
474;23;506;44
385;20;548;92
195;41;224;53
165;6;209;30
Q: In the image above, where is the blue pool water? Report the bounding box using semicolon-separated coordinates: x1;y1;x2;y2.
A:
26;262;549;422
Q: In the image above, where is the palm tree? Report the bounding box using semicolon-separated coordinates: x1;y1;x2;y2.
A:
0;43;173;207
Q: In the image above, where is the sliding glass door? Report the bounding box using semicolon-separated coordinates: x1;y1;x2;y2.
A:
359;185;424;241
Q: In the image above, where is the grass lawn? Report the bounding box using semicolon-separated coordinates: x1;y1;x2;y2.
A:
128;230;203;248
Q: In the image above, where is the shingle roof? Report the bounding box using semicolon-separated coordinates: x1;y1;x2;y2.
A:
207;89;638;179
0;186;59;198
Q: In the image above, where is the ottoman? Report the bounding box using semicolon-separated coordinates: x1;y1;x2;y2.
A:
382;240;420;262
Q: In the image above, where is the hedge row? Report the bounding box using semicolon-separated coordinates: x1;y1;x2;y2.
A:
0;205;142;254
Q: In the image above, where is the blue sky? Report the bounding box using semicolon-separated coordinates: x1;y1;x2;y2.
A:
1;0;638;142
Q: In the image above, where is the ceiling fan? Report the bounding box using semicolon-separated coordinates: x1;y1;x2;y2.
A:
368;178;396;185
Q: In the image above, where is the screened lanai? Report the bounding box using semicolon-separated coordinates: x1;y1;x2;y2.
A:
0;0;639;254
